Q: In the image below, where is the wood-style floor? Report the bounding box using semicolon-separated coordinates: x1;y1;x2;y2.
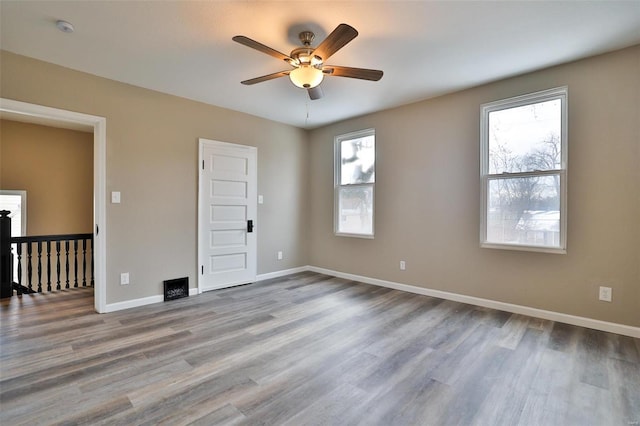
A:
1;272;639;425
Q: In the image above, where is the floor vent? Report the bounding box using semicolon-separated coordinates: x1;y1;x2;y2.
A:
164;277;189;301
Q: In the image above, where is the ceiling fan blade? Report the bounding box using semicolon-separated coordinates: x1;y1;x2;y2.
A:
241;71;290;85
308;86;324;100
232;35;293;63
323;65;383;81
313;24;358;61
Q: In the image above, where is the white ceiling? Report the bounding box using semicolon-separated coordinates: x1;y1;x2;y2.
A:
2;1;640;129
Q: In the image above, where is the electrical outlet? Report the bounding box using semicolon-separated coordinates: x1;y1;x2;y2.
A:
598;286;612;302
120;272;130;285
400;260;406;271
277;251;283;260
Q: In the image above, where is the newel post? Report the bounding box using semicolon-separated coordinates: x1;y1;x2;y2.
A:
1;210;13;298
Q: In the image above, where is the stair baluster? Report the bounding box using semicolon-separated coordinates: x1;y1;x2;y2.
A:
27;242;33;293
16;243;23;296
65;241;70;289
56;241;61;290
73;240;79;288
46;241;51;292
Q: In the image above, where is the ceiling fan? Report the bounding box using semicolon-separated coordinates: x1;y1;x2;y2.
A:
232;23;383;100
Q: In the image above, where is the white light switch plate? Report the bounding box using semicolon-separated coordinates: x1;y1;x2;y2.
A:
258;195;264;204
111;191;121;203
599;286;612;302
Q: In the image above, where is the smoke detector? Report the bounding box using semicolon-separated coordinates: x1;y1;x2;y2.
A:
56;20;74;33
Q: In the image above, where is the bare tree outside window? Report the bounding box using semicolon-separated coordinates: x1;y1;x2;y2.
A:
481;88;567;252
335;130;375;237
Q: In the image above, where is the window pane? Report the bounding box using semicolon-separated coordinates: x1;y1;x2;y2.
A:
489;99;561;174
340;135;375;185
0;194;23;237
0;193;24;283
487;175;560;247
337;186;373;235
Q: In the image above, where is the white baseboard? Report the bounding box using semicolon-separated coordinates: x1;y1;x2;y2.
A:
105;295;163;313
105;266;309;313
308;266;640;338
105;267;309;313
102;265;639;338
104;287;200;313
105;266;309;312
256;266;309;282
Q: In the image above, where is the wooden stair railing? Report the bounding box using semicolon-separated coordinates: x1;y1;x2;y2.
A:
1;210;94;298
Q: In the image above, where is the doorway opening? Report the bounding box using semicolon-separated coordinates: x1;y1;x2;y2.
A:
0;98;107;312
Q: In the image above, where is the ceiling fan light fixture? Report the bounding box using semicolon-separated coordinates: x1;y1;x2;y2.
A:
289;66;324;89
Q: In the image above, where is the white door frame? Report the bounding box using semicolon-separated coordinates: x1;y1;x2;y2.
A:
198;138;257;293
0;98;107;313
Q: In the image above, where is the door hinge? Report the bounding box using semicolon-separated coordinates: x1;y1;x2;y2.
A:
202;160;204;170
201;265;204;275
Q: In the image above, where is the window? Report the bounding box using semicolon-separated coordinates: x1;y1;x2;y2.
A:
0;190;27;237
0;190;27;282
335;129;375;238
480;87;567;253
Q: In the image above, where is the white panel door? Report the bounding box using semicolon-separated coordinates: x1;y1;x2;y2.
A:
198;139;257;292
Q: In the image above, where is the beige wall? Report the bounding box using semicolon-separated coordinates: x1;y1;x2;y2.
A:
2;46;638;327
309;46;640;327
0;51;309;304
1;119;93;235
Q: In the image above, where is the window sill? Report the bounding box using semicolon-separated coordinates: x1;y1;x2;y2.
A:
481;242;566;254
335;232;374;239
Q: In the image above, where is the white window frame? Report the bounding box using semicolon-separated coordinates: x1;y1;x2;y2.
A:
480;86;568;254
0;190;27;236
0;190;27;283
334;128;375;238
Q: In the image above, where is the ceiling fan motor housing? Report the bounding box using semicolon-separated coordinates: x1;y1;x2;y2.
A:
299;31;315;46
290;32;323;67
